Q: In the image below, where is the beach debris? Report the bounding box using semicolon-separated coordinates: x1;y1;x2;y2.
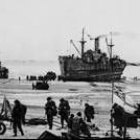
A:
113;86;138;114
90;83;97;87
26;118;47;125
38;131;63;140
0;95;12;120
69;88;78;91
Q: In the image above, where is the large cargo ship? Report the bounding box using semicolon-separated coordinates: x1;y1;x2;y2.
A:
0;61;9;79
58;29;126;82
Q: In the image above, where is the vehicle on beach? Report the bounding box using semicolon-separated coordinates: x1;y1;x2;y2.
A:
32;81;49;90
0;122;6;135
31;71;56;90
0;113;8;135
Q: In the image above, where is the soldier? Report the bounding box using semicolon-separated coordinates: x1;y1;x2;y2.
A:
111;103;124;136
18;77;21;82
84;103;95;122
67;114;74;133
44;97;57;130
71;112;91;137
11;100;24;137
58;98;70;128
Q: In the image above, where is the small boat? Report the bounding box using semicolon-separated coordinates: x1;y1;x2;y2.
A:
0;61;9;79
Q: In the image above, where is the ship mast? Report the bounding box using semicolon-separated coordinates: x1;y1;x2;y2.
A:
80;28;86;58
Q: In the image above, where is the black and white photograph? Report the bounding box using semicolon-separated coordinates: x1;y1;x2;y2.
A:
0;0;140;139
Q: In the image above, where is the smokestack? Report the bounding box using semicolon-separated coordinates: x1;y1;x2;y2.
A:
95;37;99;52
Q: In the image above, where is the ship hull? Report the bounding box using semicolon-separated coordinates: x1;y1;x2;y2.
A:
58;72;122;82
58;56;126;82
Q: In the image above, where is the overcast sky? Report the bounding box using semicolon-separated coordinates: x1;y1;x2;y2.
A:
0;0;140;63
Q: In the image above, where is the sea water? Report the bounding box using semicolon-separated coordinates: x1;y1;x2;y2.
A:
2;60;140;79
3;60;60;79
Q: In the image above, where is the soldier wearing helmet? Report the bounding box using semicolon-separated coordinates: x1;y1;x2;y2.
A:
84;103;95;122
11;100;24;137
44;97;57;129
58;98;70;128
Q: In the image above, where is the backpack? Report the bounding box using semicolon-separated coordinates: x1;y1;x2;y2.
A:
52;106;57;116
45;101;57;116
88;106;95;119
60;100;70;111
89;106;95;115
21;104;27;115
50;101;57;116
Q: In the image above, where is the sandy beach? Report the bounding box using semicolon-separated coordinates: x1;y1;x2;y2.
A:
0;79;140;139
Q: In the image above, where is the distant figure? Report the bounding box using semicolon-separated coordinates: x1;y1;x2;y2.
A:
11;100;24;137
44;97;57;129
18;77;21;82
134;77;138;81
71;112;91;137
68;114;74;133
84;103;95;122
58;98;70;128
26;75;29;81
32;83;35;89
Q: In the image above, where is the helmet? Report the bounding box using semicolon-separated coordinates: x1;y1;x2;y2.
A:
60;98;65;102
14;99;20;105
70;114;74;118
47;97;52;101
77;112;82;117
85;103;89;107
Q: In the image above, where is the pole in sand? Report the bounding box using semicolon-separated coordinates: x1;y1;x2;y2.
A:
107;32;114;137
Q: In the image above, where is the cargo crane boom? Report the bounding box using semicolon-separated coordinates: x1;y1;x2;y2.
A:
70;40;81;56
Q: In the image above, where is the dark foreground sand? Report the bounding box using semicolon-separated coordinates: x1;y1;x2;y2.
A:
0;79;140;139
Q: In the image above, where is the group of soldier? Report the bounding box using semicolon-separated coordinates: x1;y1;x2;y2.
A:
44;96;95;136
2;96;94;137
4;96;139;138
